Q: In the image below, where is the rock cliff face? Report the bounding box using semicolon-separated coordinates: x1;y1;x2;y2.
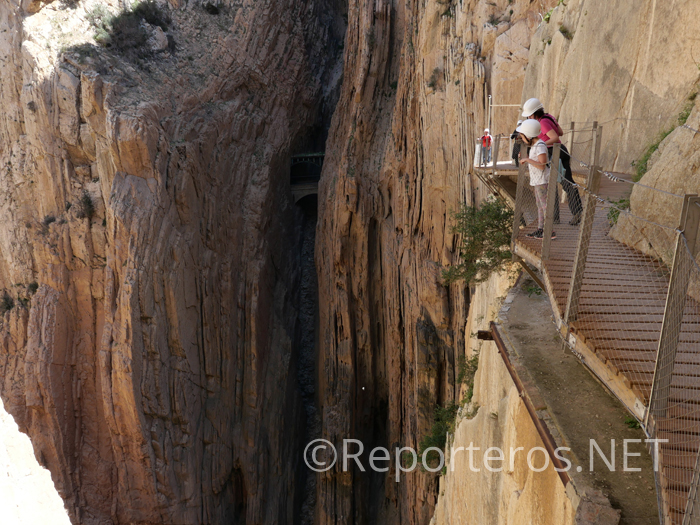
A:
315;0;553;522
431;271;577;525
315;0;700;522
522;0;700;172
610;98;700;266
0;397;72;525
0;0;343;523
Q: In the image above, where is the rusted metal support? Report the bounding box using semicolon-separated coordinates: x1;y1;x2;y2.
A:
569;121;575;152
491;322;571;486
542;144;561;260
515;256;546;291
589;121;598;167
564;126;602;324
511;162;527;253
476;330;494;341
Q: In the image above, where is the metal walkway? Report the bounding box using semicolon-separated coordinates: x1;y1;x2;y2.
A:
510;153;700;524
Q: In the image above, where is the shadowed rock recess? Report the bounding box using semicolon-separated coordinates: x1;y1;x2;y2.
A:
0;0;344;522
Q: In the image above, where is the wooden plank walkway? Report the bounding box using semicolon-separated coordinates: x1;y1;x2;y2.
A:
513;174;700;525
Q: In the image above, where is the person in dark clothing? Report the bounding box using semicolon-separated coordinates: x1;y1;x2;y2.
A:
522;98;583;225
548;142;582;224
511;120;523;166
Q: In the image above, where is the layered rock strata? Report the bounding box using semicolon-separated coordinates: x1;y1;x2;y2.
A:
0;0;344;523
315;0;554;522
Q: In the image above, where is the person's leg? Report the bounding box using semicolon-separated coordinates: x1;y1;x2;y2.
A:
534;184;548;230
547;146;561;223
560;146;582;217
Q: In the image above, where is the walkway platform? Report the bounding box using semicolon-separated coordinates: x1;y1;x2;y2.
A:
494;278;658;523
512;174;700;524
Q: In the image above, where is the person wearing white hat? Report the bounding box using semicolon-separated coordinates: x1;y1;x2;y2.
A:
516;119;556;240
480;128;493;165
522;97;582;225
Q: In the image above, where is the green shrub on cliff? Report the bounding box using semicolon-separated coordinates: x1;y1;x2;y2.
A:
442;198;513;284
418;403;459;469
634;93;697;181
77;191;95;220
457;351;479;403
87;1;172;60
0;292;14;314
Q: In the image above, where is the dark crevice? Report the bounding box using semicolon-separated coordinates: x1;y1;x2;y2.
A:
295;198;320;525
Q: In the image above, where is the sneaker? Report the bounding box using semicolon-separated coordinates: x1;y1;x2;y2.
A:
550;231;557;240
569;212;582;226
526;229;543;239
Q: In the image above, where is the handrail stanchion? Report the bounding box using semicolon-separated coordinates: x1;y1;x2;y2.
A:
647;195;700;425
542;144;561;260
642;194;700;525
569;121;575;153
492;136;500;177
511;162;527;254
589;121;598;167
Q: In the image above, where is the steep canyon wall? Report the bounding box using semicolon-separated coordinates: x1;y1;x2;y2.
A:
0;0;698;522
0;0;344;523
315;0;554;522
523;0;700;172
316;0;700;523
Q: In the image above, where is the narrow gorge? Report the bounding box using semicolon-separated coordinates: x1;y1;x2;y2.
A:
0;0;699;523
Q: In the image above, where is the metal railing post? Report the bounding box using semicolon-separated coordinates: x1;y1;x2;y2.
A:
511;162;527;253
569;121;575;152
647;195;700;427
684;473;700;525
542;144;561;260
492;136;500;175
564;126;602;324
589;121;598;167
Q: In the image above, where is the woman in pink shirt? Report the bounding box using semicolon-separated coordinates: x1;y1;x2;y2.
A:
522;98;582;225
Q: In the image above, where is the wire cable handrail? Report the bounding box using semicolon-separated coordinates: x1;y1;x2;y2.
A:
506;120;700;525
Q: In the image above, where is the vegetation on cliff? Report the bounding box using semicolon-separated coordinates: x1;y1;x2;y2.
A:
86;0;172;59
418;351;480;471
634;91;697;181
443;198;513;285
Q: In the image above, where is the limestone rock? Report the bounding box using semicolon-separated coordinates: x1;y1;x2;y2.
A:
148;26;169;53
522;0;700;172
315;0;554;522
610;97;700;290
0;0;345;523
0;396;71;525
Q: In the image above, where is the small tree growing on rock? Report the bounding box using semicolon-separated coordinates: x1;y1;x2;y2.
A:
442;197;513;284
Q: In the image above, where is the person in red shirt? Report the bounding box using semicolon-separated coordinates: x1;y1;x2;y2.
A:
480;128;492;165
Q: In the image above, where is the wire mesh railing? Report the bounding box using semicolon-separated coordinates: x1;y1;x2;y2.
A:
676;239;700;525
509;127;700;525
